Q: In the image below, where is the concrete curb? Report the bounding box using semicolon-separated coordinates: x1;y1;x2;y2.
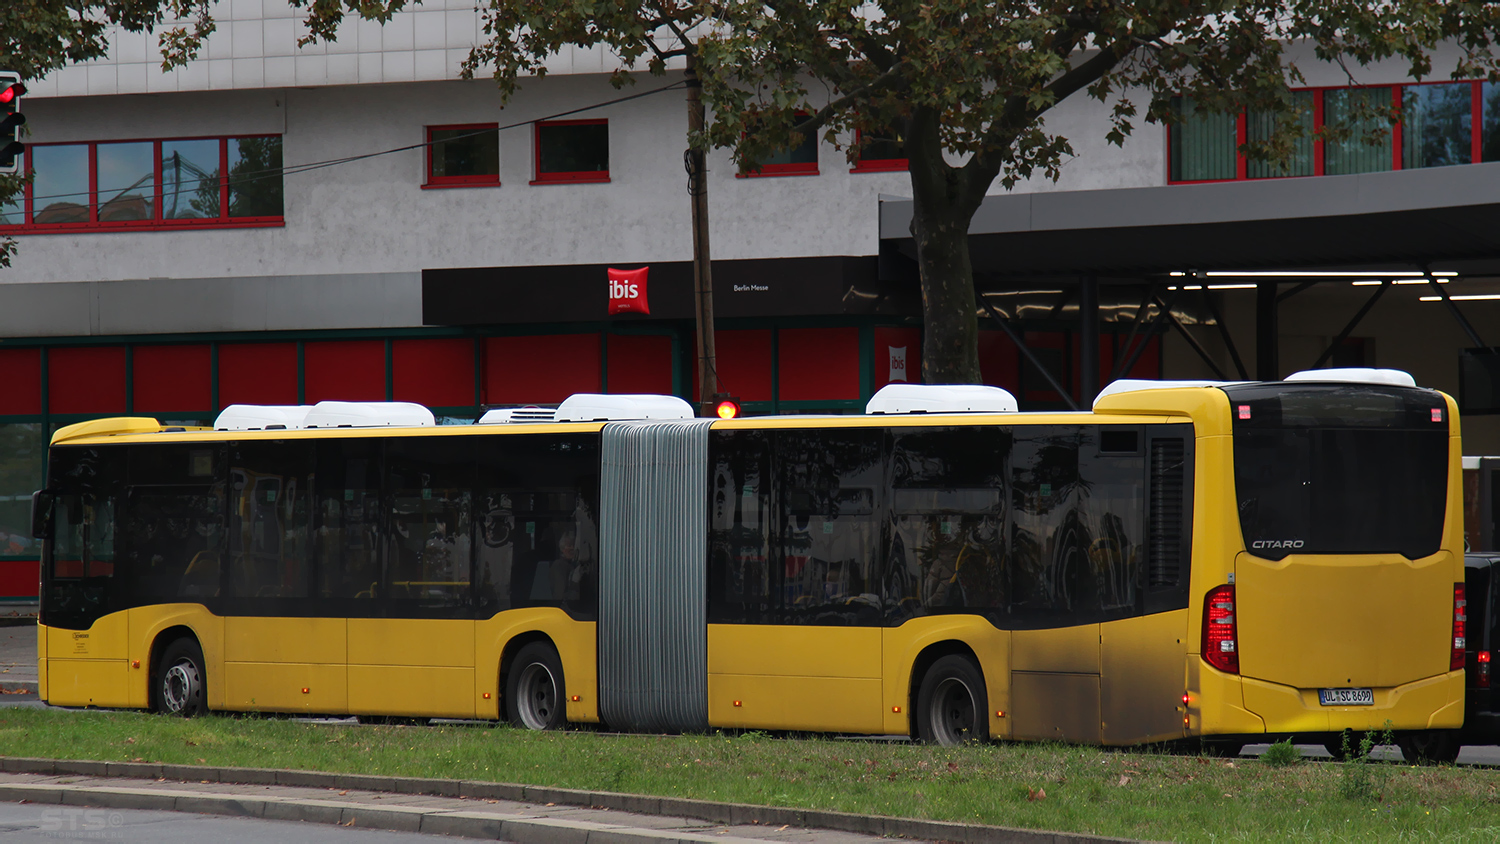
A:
0;756;1140;844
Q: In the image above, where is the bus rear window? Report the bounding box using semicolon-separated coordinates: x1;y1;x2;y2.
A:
1226;384;1449;560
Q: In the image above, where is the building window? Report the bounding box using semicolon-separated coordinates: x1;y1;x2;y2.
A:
1168;97;1238;182
1324;87;1395;175
426;124;499;188
2;135;283;233
533;120;609;184
743;120;819;177
1168;81;1498;183
852;124;907;173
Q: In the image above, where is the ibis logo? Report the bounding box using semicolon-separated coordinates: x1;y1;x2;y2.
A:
607;267;650;315
1251;539;1304;550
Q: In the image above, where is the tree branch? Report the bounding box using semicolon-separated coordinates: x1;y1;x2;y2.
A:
789;62;907;139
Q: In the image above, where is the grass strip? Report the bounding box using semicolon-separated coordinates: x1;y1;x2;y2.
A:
2;707;1499;842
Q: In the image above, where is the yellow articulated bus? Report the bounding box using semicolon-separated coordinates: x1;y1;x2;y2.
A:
34;371;1465;758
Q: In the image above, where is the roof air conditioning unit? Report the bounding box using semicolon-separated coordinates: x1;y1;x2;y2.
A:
477;406;557;425
554;394;696;422
302;401;435;428
865;384;1018;415
214;405;314;432
1284;368;1418;388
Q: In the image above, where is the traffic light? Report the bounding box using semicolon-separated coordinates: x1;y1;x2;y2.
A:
1;73;26;175
711;394;742;419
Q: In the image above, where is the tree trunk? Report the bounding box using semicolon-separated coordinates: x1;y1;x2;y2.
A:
905;109;984;384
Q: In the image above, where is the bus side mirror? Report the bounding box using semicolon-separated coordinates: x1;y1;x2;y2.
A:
30;490;54;540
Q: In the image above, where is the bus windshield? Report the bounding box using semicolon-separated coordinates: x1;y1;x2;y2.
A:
1225;383;1449;560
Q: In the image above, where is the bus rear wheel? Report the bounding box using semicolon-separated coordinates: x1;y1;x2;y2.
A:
915;655;988;745
1397;730;1461;765
154;638;207;717
506;642;566;731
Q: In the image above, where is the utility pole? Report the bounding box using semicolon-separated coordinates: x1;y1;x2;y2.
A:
684;52;718;417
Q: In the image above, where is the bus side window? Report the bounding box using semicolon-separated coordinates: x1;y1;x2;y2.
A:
386;438;474;616
315;439;382;602
776;428;883;627
228;441;314;603
886;427;1011;624
1079;427;1146;618
707;430;772;624
1010;427;1102;623
122;444;227;602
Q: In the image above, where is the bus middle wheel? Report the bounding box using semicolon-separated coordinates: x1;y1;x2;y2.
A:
916;655;988;745
506;641;567;731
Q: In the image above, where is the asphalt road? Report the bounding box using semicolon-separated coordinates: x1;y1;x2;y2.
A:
0;802;487;843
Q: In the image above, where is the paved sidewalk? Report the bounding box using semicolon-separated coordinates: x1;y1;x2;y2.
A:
0;760;1140;844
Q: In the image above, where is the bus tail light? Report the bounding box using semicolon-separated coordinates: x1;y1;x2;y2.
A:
1452;583;1466;672
1202;584;1239;674
1479;651;1491;689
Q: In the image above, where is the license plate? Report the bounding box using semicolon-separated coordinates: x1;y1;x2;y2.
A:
1318;687;1374;706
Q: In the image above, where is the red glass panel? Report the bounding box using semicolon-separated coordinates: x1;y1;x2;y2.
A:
778;327;860;401
484;334;601;404
0;561;40;599
0;348;42;415
606;334;673;395
132;344;211;413
978;331;1021;393
694;330;772;403
218;342;298;408
48;347;127;415
304;340;386;403
393;338;475;407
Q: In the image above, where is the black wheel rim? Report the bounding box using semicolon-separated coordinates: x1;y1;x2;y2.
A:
929;677;977;744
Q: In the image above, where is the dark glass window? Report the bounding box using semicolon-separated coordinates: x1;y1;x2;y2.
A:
1010;429;1097;621
120;445;227;602
32;144;91;224
42;446;127;630
536;121;609;181
1324;87;1395;175
474;434;599;619
859;125;906;163
428;125;499;184
1483;82;1500;163
1403;83;1473;169
1169;97;1237;181
1228;384;1449;560
162;139;222;220
708;430;773;623
228;441;313;602
386;438;474;615
777;429;883;625
1247;91;1314;178
315;439;383;602
228;137;284;218
886;427;1010;622
97;142;155;221
0;422;46;559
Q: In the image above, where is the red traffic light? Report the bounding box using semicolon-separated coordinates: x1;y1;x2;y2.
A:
714;398;741;419
0;82;24;105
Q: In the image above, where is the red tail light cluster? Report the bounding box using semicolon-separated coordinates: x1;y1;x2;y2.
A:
1479;650;1491;689
1452;583;1467;673
1202;584;1239;674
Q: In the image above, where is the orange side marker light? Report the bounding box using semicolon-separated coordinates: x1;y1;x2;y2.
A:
483;692;492;700
733;700;742;707
301;687;310;694
571;695;581;702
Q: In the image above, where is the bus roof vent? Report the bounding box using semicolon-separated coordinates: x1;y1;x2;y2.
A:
1284;368;1418;388
303;401;435;429
477;406;557;425
865;384;1018;414
555;394;695;423
215;405;314;431
1092;379;1233;409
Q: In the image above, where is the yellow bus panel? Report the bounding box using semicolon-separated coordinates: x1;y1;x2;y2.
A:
1011;672;1101;742
707;625;880;678
1101;610;1189;745
707;675;885;733
1012;624;1101;674
1240;671;1463;733
45;659;130;708
224;662;349;713
224;617;348;664
879;616;1009;738
48;613;128;661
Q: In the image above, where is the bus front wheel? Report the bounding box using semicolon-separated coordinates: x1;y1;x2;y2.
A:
915;655;988;745
506;642;567;731
154;638;207;717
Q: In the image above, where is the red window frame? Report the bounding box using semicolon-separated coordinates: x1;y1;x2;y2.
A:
850;127;908;173
740;113;821;178
1166;80;1485;185
0;134;284;234
424;123;500;189
531;119;610;185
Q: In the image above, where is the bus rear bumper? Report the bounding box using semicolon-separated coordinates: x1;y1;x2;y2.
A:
1239;670;1464;734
